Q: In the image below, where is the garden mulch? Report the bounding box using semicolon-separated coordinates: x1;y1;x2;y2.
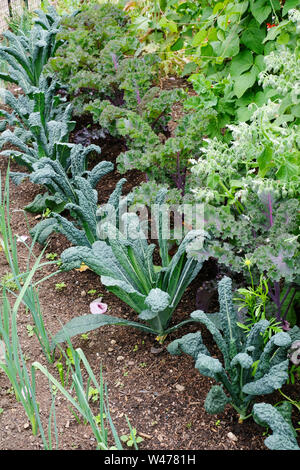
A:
0;83;299;452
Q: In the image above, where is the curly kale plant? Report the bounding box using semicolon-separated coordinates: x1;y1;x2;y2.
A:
46;3;143;112
168;276;292;422
50;190;208;347
90;92;216;198
30;172;129;250
187;189;300;326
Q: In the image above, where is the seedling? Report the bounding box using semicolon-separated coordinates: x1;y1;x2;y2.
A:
88;387;100;403
87;289;97;296
288;364;300;385
46;253;58;261
80;333;89;341
42;208;52;219
1;273;18;291
55;282;67;291
26;325;35;338
120;428;144;448
94;413;106;424
66;347;75;366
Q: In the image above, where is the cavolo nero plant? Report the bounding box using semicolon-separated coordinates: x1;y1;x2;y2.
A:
0;75;69;135
0;6;62;93
48;189;208;347
0;76;75;176
168;276;298;422
26;144;114;240
0;101;76;178
30;173;128;248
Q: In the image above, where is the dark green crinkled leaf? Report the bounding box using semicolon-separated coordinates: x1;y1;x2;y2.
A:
52;314;155;349
204;385;231;414
252;403;300;450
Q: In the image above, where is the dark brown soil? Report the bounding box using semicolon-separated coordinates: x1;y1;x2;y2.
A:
0;84;299;452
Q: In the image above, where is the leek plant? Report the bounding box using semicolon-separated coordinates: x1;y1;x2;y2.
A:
0;278;133;449
0;256;52;436
0;173;135;450
33;344;137;450
0;170;58;362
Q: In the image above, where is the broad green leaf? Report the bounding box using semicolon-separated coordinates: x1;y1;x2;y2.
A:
52;314;155;348
25;192;65;214
233;65;258;98
276;159;299;181
230;50;253;77
282;0;300;15
277;32;290;45
212;32;240;58
257;146;273;177
213;2;225;14
250;0;271;24
254;54;266;73
192;30;207;47
170;37;184;51
254;90;268;106
236;106;253;122
279;95;293;114
207;173;221;189
291;104;300;118
241;26;265;54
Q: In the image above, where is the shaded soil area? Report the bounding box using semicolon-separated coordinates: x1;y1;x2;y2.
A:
0;85;299;452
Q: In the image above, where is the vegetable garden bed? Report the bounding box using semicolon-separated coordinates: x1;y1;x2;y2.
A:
0;0;299;452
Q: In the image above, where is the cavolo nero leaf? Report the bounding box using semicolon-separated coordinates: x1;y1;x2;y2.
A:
168;277;293;420
52;314;155;349
252;403;300;450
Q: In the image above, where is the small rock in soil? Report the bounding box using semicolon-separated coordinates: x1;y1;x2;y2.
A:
150;346;164;354
227;431;238;442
